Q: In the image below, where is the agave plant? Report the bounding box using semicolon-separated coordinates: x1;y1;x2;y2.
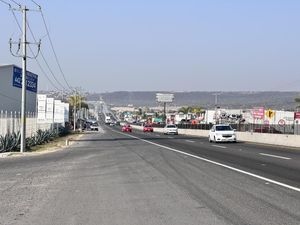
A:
0;127;71;153
0;132;21;153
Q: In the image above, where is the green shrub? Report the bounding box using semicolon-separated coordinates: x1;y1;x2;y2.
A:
0;126;70;153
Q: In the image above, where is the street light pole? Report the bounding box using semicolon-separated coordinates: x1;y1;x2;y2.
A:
213;93;221;124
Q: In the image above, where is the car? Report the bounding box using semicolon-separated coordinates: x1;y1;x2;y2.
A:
122;124;132;132
209;124;237;143
143;124;153;132
90;122;99;131
109;122;116;126
164;124;178;135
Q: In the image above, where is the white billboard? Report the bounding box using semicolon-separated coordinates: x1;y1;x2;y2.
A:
64;103;69;123
156;93;174;103
46;98;54;123
54;100;64;123
37;94;47;123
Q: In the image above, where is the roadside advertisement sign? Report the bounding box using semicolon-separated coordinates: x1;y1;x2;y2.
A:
252;107;264;119
294;112;300;120
54;100;64;123
64;103;69;123
12;66;38;93
37;94;47;123
46;98;54;123
156;93;174;103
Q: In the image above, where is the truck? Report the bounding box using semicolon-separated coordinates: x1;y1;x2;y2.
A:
105;116;111;124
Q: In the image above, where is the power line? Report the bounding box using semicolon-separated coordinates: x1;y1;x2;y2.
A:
0;0;11;7
10;8;68;92
40;8;73;91
26;19;69;91
30;0;40;8
9;0;20;7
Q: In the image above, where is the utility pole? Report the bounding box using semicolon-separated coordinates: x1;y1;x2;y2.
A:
20;6;28;153
9;5;40;152
73;91;77;132
213;93;221;124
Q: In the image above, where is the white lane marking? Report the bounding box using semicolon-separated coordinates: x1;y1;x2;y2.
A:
156;134;160;137
112;130;300;193
185;140;195;143
168;136;175;139
212;145;227;149
259;153;291;160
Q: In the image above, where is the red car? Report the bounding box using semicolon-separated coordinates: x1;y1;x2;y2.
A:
143;124;153;132
122;124;132;132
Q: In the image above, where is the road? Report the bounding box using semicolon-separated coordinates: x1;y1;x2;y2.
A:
0;125;299;225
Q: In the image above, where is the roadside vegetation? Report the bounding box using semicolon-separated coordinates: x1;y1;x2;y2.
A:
0;127;71;153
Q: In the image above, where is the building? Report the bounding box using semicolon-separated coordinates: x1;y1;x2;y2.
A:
0;65;38;112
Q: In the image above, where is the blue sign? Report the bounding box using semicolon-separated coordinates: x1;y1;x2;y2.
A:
12;66;38;93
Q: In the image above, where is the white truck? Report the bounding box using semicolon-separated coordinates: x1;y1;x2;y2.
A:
105;116;111;124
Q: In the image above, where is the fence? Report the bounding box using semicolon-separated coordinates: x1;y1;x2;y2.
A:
0;111;54;137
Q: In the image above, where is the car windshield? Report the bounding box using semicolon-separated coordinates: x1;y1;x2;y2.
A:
167;125;176;128
216;125;233;131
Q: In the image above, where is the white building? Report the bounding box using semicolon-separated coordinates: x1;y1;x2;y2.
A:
0;65;38;112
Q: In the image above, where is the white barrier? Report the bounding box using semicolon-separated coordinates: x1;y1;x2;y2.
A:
131;125;300;148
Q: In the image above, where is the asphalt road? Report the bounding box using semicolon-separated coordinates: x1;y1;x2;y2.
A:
0;125;299;225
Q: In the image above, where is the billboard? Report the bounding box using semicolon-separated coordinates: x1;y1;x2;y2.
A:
12;66;38;93
37;94;47;123
54;100;64;123
252;107;264;119
156;93;174;103
46;98;54;123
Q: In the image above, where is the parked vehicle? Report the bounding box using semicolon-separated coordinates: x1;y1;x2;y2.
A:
209;124;236;143
122;124;132;132
164;124;178;135
143;124;153;132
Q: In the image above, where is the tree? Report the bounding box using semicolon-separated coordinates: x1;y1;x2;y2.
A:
295;97;300;110
178;106;204;115
68;95;89;122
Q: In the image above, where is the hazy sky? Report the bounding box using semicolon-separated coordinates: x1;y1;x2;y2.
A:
0;0;300;92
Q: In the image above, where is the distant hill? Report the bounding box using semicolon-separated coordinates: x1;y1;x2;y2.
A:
86;91;299;110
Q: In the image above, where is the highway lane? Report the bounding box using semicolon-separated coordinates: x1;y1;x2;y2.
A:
112;126;300;189
0;125;299;225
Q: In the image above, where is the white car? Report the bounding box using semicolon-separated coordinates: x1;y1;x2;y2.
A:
164;124;178;135
209;124;237;143
90;122;99;131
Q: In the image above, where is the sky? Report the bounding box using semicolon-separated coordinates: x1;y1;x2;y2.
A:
0;0;300;92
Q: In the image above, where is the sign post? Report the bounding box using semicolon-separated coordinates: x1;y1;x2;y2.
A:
156;93;174;124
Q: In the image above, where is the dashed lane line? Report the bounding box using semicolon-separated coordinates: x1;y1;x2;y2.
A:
212;145;227;149
259;153;291;160
112;129;300;193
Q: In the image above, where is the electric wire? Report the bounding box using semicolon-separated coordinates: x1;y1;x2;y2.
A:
0;0;11;7
40;8;73;91
30;0;73;92
30;0;40;8
9;0;20;7
10;8;68;92
26;19;68;91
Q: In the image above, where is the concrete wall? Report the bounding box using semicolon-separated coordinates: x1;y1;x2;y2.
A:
131;125;300;148
0;65;37;112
